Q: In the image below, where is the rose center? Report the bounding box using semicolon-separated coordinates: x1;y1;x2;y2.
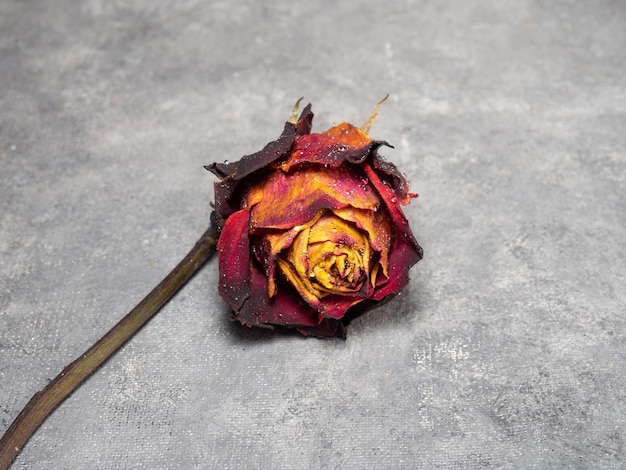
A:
276;211;373;301
308;241;365;293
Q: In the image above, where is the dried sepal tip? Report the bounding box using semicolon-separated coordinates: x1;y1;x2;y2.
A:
360;94;389;135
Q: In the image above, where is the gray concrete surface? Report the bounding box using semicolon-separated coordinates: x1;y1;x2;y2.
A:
1;1;625;468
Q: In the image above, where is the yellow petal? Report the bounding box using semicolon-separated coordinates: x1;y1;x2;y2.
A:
331;206;391;279
256;212;324;298
278;211;373;300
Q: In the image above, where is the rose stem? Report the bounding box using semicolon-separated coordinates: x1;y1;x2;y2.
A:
0;224;218;469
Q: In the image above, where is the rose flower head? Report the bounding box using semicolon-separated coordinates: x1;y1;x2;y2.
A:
206;100;423;338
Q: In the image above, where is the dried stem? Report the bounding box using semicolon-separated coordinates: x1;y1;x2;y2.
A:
0;224;218;469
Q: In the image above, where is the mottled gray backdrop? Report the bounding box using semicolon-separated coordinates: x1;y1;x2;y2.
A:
1;1;625;468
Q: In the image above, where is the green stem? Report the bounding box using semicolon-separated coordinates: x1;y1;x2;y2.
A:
0;224;218;470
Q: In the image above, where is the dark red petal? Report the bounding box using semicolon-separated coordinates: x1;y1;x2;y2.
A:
370;233;423;301
235;263;321;329
232;258;349;337
206;104;315;228
361;157;423;296
207;123;294;181
372;154;415;205
217;209;252;312
361;162;422;254
281;122;391;171
207;104;313;181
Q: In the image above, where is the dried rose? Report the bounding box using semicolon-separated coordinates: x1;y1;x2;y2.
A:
206;102;423;337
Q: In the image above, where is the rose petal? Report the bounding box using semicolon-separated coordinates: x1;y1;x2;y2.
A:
307;212;365;247
206;104;315;228
280;122;390;171
276;253;365;320
278;212;373;301
246;164;380;230
307;241;366;293
236;262;321;329
208;104;313;181
277;251;370;321
233;256;347;337
306;214;371;292
276;255;323;307
332;206;392;278
217;209;252;312
370;233;423;301
251;212;325;298
313;294;365;320
361;162;422;255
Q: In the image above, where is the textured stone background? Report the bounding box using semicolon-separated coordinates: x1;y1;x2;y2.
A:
1;1;625;468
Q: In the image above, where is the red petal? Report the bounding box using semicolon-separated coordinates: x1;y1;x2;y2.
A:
230;250;361;330
361;162;422;253
217;209;252;312
236;263;321;329
246;164;380;231
370;233;423;301
281;122;385;171
318;295;365;320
